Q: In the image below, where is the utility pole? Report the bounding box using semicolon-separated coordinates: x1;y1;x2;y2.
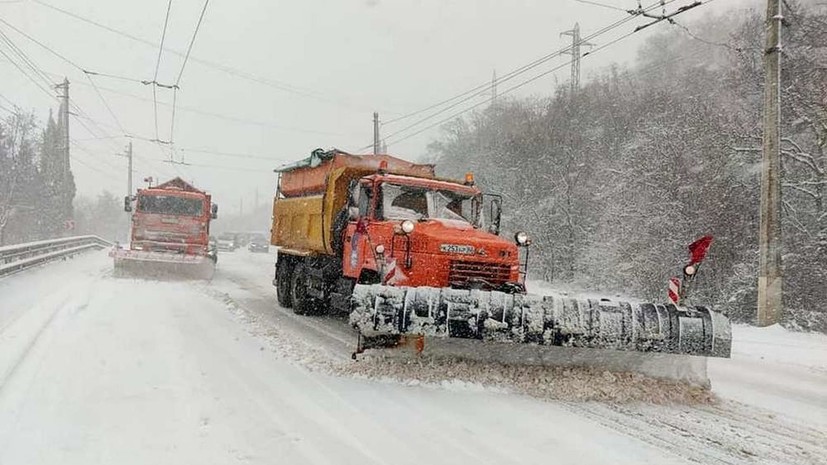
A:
55;78;70;178
757;0;783;326
373;112;380;154
560;23;594;95
126;141;133;198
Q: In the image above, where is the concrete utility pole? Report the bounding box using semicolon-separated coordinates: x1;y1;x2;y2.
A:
126;141;133;198
55;78;70;178
373;112;380;154
560;23;594;95
757;0;784;326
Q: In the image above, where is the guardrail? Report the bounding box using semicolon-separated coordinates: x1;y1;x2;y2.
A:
0;235;112;278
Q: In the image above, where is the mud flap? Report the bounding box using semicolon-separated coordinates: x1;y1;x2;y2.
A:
349;285;732;359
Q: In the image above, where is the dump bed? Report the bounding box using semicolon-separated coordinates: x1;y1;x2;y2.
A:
278;149;434;197
272;149;435;256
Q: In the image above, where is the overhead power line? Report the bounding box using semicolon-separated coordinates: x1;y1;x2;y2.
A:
30;0;374;113
59;76;343;135
0;27;57;101
174;0;209;86
0;17;158;88
179;147;292;162
382;0;713;147
380;0;679;130
170;0;211;145
152;0;174;145
573;0;631;12
84;73;128;135
0;18;134;153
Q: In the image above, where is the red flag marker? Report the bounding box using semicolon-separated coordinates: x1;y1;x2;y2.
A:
688;235;713;265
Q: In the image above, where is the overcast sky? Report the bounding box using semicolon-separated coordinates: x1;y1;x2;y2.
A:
0;0;755;213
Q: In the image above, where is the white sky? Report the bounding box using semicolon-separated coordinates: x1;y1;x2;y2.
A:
0;0;755;214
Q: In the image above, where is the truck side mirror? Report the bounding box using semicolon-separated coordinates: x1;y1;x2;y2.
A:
483;194;502;235
490;198;502;235
211;204;218;219
347;180;358;207
348;206;359;221
124;196;132;212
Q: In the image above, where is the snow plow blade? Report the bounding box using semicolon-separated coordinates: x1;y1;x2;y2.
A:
110;248;215;280
350;285;731;359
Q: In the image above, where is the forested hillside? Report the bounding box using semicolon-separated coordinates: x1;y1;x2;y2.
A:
429;4;826;329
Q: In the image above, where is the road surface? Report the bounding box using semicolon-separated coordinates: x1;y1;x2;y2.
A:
0;249;824;465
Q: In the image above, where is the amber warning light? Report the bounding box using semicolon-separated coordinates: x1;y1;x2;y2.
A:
464;172;475;185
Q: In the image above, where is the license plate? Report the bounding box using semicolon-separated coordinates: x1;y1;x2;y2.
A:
440;244;475;255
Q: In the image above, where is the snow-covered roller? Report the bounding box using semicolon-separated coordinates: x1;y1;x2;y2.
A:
350;285;731;358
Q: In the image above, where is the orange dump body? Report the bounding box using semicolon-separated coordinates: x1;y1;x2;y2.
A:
279;150;435;198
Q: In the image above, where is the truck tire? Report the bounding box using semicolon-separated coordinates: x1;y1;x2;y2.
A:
290;263;313;315
276;258;293;308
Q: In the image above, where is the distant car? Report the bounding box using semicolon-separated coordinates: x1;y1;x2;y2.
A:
248;235;270;253
217;233;237;252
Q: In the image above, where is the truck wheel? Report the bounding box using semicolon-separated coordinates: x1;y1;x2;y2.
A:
290;263;312;315
276;259;293;308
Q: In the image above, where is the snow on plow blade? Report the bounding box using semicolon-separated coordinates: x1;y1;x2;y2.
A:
110;248;215;280
350;285;732;358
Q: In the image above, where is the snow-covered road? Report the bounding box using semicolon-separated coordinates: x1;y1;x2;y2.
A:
0;250;824;465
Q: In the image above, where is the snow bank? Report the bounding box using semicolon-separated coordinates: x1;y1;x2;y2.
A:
335;353;713;404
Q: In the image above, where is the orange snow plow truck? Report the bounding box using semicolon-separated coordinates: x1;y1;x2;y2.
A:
111;177;218;279
271;149;731;360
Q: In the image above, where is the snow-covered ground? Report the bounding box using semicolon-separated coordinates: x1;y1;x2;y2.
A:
709;323;827;429
0;250;824;464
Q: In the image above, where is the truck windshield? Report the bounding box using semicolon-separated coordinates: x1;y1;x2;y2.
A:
137;195;204;217
381;183;478;225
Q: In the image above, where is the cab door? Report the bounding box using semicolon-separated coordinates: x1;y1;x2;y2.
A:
342;182;374;279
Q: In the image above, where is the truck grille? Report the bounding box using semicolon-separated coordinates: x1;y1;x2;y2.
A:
143;230;189;242
448;260;511;289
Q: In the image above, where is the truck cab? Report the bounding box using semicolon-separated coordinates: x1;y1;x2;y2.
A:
125;178;217;257
342;172;524;292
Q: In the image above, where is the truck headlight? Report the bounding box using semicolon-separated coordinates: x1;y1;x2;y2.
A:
401;220;415;234
375;244;385;254
515;231;529;245
684;264;697;276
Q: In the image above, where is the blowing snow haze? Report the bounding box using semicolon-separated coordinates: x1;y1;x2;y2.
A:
1;0;753;208
2;1;827;463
